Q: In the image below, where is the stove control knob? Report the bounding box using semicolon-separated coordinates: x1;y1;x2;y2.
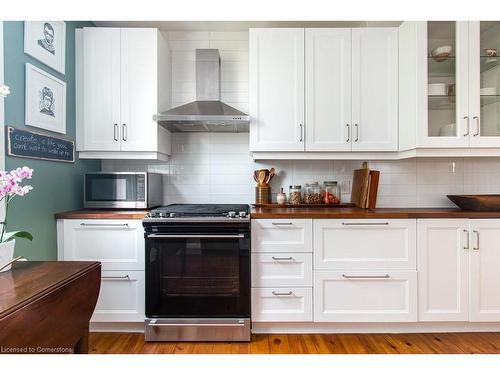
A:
158;212;165;218
239;211;247;218
169;213;176;218
228;211;236;218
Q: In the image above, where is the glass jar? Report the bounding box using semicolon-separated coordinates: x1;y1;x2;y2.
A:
323;181;341;205
288;185;302;205
303;181;322;204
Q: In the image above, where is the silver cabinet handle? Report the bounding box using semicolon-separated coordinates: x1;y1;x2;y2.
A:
102;275;130;281
272;256;294;261
473;116;480;136
147;234;244;239
346;123;350;143
299;123;303;142
473;230;480;250
80;223;129;227
122;123;127;141
341;222;389;226
463;229;470;250
354;123;359;142
114;123;119;141
342;274;390;279
148;321;246;328
463;116;470;136
272;222;293;226
272;291;294;296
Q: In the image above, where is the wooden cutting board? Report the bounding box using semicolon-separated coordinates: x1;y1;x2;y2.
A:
350;163;371;208
366;170;380;209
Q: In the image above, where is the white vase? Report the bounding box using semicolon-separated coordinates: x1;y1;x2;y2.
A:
0;240;16;273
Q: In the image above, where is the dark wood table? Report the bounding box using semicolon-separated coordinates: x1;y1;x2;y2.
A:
0;261;101;354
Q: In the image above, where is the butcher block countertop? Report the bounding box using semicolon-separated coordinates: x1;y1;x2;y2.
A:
250;206;500;219
54;209;148;220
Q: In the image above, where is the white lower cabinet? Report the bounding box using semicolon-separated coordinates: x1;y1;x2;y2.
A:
251;288;313;322
314;271;417;322
251;219;312;253
93;271;145;322
251;253;312;287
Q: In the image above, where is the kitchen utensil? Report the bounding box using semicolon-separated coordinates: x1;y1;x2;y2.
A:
447;195;500;211
258;170;267;186
480;87;497;96
431;45;452;61
350;162;371;208
439;123;456;137
428;83;447;96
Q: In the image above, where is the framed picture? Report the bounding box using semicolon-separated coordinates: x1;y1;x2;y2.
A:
25;63;66;134
24;21;66;74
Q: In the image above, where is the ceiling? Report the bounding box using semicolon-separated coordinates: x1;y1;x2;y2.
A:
94;21;402;32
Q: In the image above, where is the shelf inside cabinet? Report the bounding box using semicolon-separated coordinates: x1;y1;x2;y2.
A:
481;56;500;73
480;95;500;106
428;95;455;110
428;56;455;77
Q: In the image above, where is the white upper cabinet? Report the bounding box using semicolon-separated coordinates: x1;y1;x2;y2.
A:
249;28;305;152
77;27;171;159
305;29;352;151
351;28;399;151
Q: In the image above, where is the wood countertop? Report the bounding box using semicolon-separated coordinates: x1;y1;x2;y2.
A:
55;209;148;220
250;206;500;219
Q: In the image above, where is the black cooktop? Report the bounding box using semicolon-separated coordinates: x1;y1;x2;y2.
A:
150;204;249;217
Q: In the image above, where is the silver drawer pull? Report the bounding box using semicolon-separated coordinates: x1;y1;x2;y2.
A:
473;230;480;250
272;256;294;261
272;291;294;296
272;222;293;226
463;229;470;250
342;274;390;279
148;322;245;328
147;234;244;239
341;222;389;226
102;275;130;281
80;223;129;227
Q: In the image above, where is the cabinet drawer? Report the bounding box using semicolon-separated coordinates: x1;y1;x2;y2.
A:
61;219;145;270
251;219;312;253
92;270;145;322
314;219;416;269
314;271;417;322
251;287;313;322
252;253;312;287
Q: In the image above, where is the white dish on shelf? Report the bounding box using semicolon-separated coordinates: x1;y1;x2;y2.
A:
428;83;447;96
480;87;497;96
431;45;452;61
439;123;456;137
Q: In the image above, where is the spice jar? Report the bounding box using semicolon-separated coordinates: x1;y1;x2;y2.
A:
288;185;302;205
277;187;287;205
303;182;322;205
323;181;341;205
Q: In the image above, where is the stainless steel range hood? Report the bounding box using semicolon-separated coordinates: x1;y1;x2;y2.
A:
154;49;249;133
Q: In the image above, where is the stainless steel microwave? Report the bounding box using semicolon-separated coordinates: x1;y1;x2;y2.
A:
84;172;162;209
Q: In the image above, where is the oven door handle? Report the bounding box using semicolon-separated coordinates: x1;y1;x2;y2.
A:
148;321;246;327
147;234;245;239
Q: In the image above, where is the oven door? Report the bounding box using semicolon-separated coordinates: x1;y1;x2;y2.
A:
145;227;250;318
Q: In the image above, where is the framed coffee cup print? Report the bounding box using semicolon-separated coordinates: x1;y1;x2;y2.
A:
25;63;66;134
24;21;66;74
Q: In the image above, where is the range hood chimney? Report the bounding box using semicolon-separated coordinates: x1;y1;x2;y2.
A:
154;49;249;133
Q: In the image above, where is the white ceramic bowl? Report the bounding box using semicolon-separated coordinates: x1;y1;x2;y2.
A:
480;87;497;96
431;45;453;61
428;83;447;96
439;123;456;137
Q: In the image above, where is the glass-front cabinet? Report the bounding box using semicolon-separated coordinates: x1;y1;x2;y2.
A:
420;21;500;148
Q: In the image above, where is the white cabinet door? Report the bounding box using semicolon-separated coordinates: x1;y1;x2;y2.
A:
351;28;398;151
251;253;312;287
470;220;500;321
249;28;305;152
120;28;158;151
62;219;145;271
251;287;313;322
417;219;469;321
92;270;145;322
305;29;352;151
83;27;121;151
314;219;416;270
314;271;417;322
251;219;312;253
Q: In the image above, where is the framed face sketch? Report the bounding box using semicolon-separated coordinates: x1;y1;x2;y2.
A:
25;63;66;134
24;21;66;74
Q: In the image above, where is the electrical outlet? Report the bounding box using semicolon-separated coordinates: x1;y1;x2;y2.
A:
340;180;351;194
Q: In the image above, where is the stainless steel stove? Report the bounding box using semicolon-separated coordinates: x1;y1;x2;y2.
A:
142;204;251;342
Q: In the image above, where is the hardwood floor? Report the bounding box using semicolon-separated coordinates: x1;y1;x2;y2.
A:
89;332;500;354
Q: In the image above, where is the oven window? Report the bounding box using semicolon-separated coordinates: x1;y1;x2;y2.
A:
146;235;250;318
85;174;136;202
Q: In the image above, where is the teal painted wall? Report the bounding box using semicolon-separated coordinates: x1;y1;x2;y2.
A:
3;21;100;260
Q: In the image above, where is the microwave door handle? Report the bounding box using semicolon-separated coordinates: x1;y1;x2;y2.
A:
147;234;245;239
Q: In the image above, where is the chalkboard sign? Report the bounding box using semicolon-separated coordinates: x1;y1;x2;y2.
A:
6;126;75;163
